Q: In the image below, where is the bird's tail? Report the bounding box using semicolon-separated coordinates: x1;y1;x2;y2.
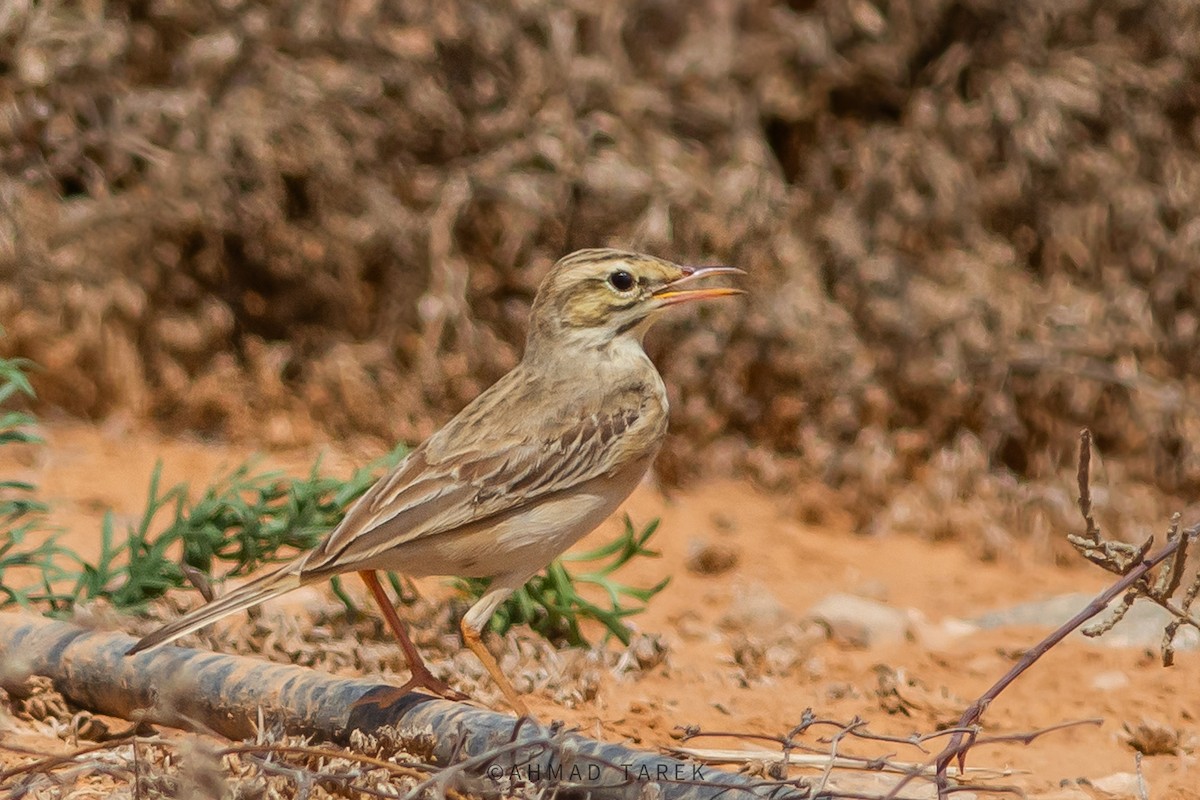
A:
125;564;304;655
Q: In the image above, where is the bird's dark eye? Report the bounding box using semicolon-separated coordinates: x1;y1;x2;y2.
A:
608;270;635;292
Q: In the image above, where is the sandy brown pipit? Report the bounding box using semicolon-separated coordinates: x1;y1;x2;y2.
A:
127;248;743;714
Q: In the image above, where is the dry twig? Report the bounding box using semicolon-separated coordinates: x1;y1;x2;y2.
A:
901;429;1200;799
673;715;1093;799
1070;430;1200;665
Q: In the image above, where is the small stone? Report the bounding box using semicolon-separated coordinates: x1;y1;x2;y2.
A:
1090;670;1130;692
671;610;709;641
806;593;911;648
685;538;739;575
627;634;668;671
908;609;978;651
874;665;963;717
973;593;1200;651
973;593;1094;629
1084;772;1141;799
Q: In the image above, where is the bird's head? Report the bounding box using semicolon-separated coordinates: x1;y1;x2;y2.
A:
527;248;743;354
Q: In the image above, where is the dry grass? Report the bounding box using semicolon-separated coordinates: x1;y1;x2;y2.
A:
1;0;1198;543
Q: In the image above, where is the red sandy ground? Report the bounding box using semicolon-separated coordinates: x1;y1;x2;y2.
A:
2;421;1197;797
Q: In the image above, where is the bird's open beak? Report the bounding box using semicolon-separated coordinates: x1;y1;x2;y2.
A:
652;266;745;307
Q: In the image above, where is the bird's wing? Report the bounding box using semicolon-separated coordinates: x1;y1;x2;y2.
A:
299;402;651;575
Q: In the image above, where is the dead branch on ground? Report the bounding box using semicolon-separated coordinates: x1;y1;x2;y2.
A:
670;714;1095;798
679;429;1198;800
914;429;1199;798
1070;429;1200;665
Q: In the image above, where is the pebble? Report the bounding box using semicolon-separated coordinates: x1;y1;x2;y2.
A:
1083;772;1142;799
973;592;1200;651
684;538;739;575
1089;670;1130;692
908;608;978;651
805;593;910;648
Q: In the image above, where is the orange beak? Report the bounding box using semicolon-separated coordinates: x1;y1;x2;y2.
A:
652;266;745;307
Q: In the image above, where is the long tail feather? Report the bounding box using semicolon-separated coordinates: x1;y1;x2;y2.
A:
125;565;304;655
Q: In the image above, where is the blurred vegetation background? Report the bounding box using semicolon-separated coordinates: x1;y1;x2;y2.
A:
1;0;1197;551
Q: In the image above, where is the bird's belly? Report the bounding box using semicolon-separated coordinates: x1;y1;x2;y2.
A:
371;462;650;579
476;489;619;575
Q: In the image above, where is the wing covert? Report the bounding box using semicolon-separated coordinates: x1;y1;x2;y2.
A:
300;403;648;575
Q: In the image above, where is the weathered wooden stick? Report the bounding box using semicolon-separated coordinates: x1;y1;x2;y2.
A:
0;614;797;799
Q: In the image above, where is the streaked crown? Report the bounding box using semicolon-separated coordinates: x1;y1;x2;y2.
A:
525;248;742;354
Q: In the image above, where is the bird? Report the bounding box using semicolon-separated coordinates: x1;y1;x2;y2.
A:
126;248;743;715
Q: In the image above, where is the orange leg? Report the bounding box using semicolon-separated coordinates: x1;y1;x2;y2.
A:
461;617;529;716
355;570;467;706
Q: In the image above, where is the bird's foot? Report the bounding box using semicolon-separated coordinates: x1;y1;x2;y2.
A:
353;668;469;710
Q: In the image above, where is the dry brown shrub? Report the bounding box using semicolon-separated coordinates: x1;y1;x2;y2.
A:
1;0;1198;543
